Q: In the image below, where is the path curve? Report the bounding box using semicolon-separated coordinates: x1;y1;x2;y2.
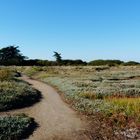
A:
2;76;91;140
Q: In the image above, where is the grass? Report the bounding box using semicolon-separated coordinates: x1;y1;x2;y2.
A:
0;114;36;140
0;69;14;81
79;93;140;121
19;66;44;77
107;97;140;118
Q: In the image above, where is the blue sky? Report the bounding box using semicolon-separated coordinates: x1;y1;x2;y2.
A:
0;0;140;61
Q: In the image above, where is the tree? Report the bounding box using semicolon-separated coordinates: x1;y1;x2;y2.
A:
123;61;140;66
53;52;62;64
0;46;27;65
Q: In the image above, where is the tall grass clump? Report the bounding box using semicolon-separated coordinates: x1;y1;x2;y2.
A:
106;97;140;119
0;69;13;81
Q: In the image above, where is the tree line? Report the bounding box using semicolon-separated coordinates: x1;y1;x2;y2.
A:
0;46;139;66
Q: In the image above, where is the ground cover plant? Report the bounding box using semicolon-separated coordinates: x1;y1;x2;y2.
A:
0;114;36;140
23;66;140;139
0;68;41;111
0;67;40;139
0;81;41;111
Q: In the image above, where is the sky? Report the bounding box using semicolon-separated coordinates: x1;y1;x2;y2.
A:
0;0;140;62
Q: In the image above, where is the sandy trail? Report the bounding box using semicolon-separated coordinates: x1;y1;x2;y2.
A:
1;76;91;140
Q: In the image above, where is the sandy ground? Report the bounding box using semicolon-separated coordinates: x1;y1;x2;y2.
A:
1;76;92;140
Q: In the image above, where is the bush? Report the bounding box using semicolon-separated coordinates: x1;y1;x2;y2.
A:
0;81;41;111
0;114;35;140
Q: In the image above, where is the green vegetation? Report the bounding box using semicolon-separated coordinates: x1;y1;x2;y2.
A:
53;51;62;64
0;46;27;66
0;44;140;138
88;59;124;66
18;66;40;77
0;69;14;81
0;46;139;66
0;114;35;140
0;67;40;139
106;97;140;118
23;66;140;132
0;68;41;111
123;61;140;66
0;81;41;111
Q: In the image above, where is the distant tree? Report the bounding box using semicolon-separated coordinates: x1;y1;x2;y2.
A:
88;59;124;66
62;59;87;66
53;52;62;64
0;46;27;65
123;61;140;66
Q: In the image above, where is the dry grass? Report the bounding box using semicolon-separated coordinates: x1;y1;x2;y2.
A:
0;69;13;81
106;97;140;119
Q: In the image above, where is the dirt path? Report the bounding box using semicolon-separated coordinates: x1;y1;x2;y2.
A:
2;76;91;140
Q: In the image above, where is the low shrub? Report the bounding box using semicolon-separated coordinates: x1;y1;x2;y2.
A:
0;81;41;111
0;114;35;140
